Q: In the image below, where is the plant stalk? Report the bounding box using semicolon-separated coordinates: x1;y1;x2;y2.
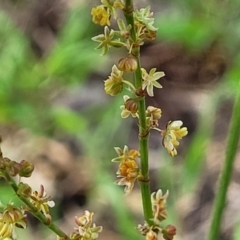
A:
207;88;240;240
124;0;154;226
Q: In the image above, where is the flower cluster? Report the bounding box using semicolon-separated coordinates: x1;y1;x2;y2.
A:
0;136;102;240
0;140;57;239
29;185;55;219
69;211;102;240
91;1;187;157
112;145;140;194
138;189;176;240
0;157;34;179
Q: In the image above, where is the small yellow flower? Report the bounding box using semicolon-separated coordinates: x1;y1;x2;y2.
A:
30;185;55;217
134;6;158;31
116;159;139;194
104;65;124;96
162;120;188;156
151;189;169;223
112;145;139;162
120;95;138;118
0;204;27;239
146;106;162;120
92;26;125;55
146;106;162;128
141;68;164;96
91;5;110;26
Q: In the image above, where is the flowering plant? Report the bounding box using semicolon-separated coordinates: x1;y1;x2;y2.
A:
1;1;238;240
91;0;188;239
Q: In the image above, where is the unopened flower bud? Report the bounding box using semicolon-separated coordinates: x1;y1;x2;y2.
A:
118;55;138;72
146;106;162;120
124;98;138;114
17;182;32;198
8;161;21;176
19;160;34;177
162;225;176;240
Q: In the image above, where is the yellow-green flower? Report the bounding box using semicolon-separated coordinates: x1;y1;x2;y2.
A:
0;204;27;239
30;185;55;217
134;6;158;31
146;106;162;128
104;65;124;96
162;120;188;156
141;68;164;96
112;145;139;162
151;189;169;223
92;26;125;55
116;159;139;194
91;5;110;26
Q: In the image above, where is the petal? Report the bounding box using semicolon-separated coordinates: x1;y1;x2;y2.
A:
149;68;157;76
147;84;154;96
152;81;162;88
152;71;165;80
114;147;123;156
156;189;163;201
121;110;130;118
123;145;129;155
123;95;130;102
170;120;183;128
47;200;55;208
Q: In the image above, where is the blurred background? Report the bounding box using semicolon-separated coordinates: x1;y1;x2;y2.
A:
0;0;240;239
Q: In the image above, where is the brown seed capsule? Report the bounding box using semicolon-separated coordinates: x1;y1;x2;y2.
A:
162;225;177;240
124;98;138;114
118;54;138;72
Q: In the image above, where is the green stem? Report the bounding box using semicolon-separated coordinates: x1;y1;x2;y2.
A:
5;173;70;240
124;0;154;226
207;88;240;240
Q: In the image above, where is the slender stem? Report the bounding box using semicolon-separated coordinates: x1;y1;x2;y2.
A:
124;0;154;226
5;173;70;240
207;87;240;240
